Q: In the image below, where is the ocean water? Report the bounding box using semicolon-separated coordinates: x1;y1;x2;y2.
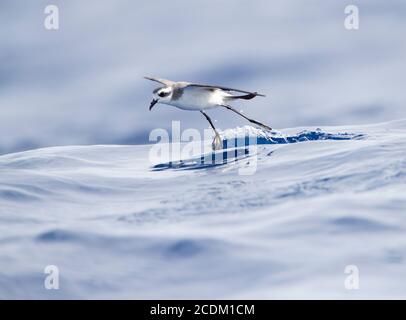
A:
1;0;406;154
1;0;406;299
0;120;405;298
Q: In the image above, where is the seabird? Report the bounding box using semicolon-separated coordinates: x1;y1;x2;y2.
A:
145;77;272;150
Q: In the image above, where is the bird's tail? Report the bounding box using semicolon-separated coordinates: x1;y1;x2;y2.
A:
227;92;265;100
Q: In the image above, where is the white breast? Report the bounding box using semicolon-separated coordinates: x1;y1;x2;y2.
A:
166;87;230;111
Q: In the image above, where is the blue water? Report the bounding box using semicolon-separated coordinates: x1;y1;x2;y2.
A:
152;130;365;171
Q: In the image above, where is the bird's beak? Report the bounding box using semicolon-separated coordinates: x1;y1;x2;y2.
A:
149;99;159;111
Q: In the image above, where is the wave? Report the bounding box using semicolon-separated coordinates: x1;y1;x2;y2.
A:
152;126;365;171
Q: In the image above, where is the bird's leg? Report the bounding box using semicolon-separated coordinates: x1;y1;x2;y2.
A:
221;105;272;131
200;111;222;150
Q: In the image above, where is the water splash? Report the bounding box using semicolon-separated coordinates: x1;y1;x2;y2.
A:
219;126;365;145
152;126;365;171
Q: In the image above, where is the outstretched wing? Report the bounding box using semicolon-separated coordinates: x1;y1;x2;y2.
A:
185;83;266;97
144;76;175;86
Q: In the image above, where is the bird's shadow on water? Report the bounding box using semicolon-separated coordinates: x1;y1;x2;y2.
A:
151;129;365;171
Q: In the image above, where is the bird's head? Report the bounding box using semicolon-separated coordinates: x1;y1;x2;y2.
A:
149;87;173;110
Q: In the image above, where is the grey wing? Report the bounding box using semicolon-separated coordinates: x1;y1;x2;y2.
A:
144;76;176;87
185;83;266;97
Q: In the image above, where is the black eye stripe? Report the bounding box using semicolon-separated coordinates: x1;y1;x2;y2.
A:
159;91;168;97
